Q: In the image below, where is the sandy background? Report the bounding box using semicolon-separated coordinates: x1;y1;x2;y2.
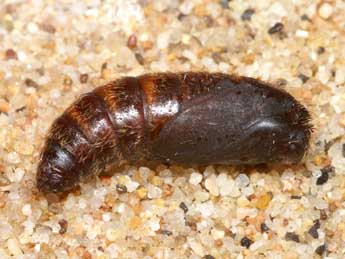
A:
0;0;345;258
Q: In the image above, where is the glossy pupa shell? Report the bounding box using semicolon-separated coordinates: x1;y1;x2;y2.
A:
37;72;312;193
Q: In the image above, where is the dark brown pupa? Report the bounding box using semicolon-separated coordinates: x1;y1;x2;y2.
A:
36;72;312;193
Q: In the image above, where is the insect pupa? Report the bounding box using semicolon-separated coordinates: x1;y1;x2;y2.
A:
36;72;312;193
